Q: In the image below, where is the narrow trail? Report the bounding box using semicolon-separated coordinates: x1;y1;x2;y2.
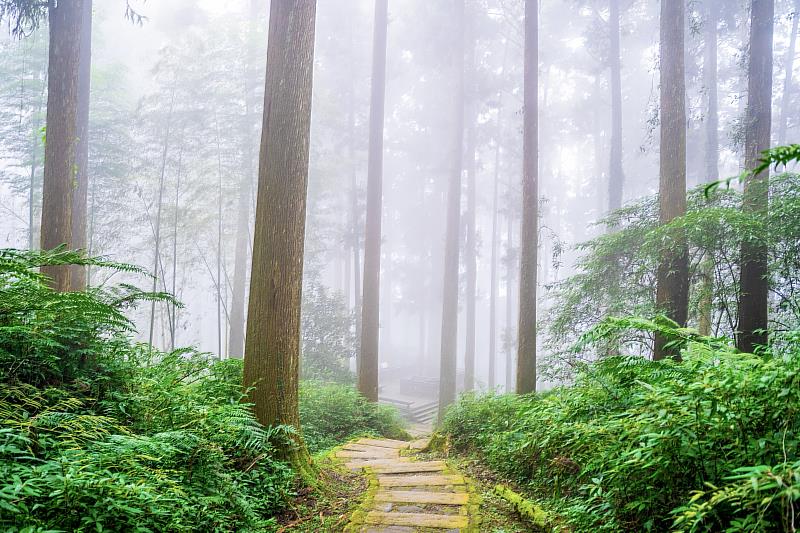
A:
338;437;478;532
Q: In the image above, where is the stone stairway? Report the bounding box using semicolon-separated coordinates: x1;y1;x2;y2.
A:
338;438;477;532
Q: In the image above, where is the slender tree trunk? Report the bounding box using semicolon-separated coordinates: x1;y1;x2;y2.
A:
738;0;774;353
243;0;317;473
608;0;624;212
215;119;224;360
68;0;92;290
438;0;465;418
359;0;389;402
170;144;184;351
41;0;86;290
228;0;263;359
29;67;47;251
463;20;477;392
654;0;689;361
505;210;515;392
705;0;720;183
488;105;504;389
778;0;799;145
516;0;538;394
148;89;175;350
698;0;720;336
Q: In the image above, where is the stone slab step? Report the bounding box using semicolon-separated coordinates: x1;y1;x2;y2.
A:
369;462;446;474
374;490;469;505
364;511;468;529
337;450;398;459
378;474;465;487
345;459;412;470
356;438;410;449
343;443;400;454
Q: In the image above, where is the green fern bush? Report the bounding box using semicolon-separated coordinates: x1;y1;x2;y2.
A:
441;327;800;531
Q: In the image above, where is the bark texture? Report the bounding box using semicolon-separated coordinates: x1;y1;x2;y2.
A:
41;0;85;290
243;0;317;469
359;0;389;402
516;0;538;394
653;0;689;361
438;0;465;417
737;0;774;353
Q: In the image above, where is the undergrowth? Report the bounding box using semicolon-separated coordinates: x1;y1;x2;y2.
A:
0;248;404;532
441;326;800;532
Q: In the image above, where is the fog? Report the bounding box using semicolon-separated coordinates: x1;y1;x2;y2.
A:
1;0;798;408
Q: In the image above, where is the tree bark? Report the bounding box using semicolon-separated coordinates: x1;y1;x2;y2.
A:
41;0;85;290
505;210;515;392
516;0;538;394
737;0;774;353
654;0;689;361
463;19;477;392
778;0;799;145
243;0;317;472
438;0;465;418
359;0;389;402
608;0;624;212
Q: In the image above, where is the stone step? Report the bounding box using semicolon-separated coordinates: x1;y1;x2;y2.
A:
408;438;431;451
356;438;410;449
374;490;470;505
337;450;398;459
364;511;469;529
378;474;465;487
345;459;412;470
369;462;446;474
343;443;400;454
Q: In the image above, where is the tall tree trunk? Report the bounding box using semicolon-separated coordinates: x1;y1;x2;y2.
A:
69;0;91;290
516;0;538;394
608;0;624;212
698;0;720;336
170;144;184;351
148;89;175;350
243;0;317;472
505;209;515;392
704;0;720;183
41;0;86;290
215;119;224;359
488;114;503;390
778;0;799;145
463;20;477;392
738;0;774;353
654;0;689;361
228;0;264;359
359;0;389;402
438;0;465;417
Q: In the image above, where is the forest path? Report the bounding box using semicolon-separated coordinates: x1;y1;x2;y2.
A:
338;438;478;532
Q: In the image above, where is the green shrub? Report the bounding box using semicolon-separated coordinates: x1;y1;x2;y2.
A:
299;381;408;454
441;337;800;532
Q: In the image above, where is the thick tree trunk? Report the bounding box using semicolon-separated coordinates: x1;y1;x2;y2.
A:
243;0;317;472
41;0;85;290
463;22;477;392
654;0;689;361
516;0;538;394
778;0;798;145
608;0;624;212
438;0;465;418
737;0;774;353
359;0;389;402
